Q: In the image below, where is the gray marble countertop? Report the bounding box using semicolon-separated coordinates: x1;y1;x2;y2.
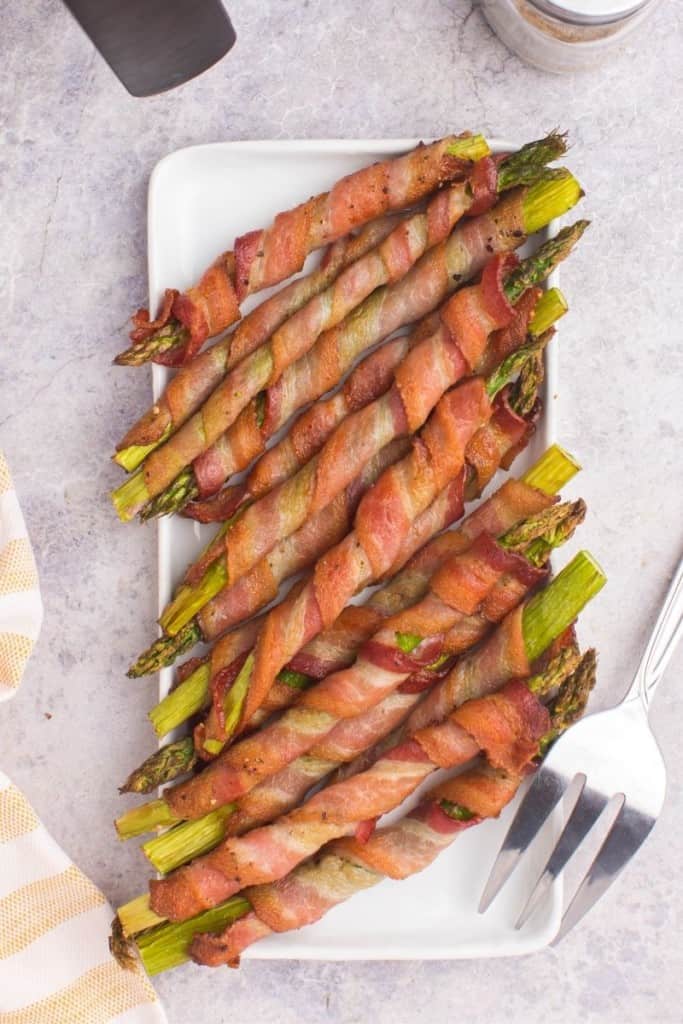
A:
2;1;682;1021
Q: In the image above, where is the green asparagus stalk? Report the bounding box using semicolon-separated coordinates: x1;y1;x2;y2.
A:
147;660;210;734
114;645;597;973
124;896;250;972
142;805;236;875
132;495;586;873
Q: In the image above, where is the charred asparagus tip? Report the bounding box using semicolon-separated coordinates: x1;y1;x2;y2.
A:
499;499;586;556
496;131;569;192
523;499;587;568
140;468;199;521
505;220;589;305
109;915;140;970
544;649;598;746
113;322;188;367
128;620;203;678
527;645;582;697
119;737;197;795
485;327;552;402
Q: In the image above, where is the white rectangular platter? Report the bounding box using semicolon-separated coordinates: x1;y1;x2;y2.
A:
149;139;561;959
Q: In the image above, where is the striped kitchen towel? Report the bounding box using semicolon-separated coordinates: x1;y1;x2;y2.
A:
0;452;167;1023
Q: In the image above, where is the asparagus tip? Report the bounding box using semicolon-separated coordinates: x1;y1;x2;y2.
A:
119;737;197;795
128;620;202;677
114;323;187;367
109;916;139;970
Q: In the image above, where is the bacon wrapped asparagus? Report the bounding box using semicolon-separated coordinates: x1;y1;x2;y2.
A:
192;651;596;969
142;545;601;926
115;134;493;369
141;233;582;658
129;325;559;695
138;492;584;877
116;583;599;949
112;164;581;522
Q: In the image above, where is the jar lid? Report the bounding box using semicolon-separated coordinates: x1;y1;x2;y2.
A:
532;0;650;24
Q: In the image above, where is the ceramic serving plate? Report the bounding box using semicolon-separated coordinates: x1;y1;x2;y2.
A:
149;139;562;959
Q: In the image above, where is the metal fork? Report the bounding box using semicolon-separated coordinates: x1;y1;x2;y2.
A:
479;552;683;942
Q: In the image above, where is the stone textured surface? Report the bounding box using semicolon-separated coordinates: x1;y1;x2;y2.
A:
1;1;682;1021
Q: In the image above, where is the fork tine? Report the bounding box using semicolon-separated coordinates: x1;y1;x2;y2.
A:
552;799;656;944
515;782;611;929
479;767;582;913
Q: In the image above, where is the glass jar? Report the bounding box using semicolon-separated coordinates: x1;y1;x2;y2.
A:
480;0;663;73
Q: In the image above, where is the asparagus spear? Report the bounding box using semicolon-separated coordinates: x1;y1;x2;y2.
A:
112;168;583;524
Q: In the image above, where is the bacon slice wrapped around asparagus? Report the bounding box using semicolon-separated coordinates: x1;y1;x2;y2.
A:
112;164;581;522
115;134;494;369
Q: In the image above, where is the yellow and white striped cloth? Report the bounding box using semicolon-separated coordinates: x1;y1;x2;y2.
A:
0;453;167;1024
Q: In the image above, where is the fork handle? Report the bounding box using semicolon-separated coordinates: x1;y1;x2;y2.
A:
625;551;683;711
